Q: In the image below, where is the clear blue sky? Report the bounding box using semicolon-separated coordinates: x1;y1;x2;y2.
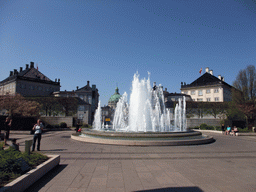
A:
1;0;255;106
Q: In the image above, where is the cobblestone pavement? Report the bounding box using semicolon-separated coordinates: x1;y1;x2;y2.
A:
7;130;256;192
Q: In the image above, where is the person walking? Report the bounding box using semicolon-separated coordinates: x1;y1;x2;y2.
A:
32;119;44;151
3;117;12;147
76;122;80;133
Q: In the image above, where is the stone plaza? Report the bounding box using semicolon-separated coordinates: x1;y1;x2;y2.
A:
8;130;256;192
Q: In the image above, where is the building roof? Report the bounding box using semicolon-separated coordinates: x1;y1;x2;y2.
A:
181;72;232;89
108;87;122;103
0;62;60;86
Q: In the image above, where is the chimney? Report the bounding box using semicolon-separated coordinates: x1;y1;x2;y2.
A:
92;85;96;91
209;70;213;75
58;78;60;82
218;75;221;80
14;69;18;75
20;67;23;72
181;82;183;86
30;62;34;68
55;78;57;82
76;86;79;90
165;88;167;91
87;81;90;86
205;67;209;73
10;71;13;76
26;64;29;69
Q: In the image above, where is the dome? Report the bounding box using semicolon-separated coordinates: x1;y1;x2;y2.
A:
108;87;122;103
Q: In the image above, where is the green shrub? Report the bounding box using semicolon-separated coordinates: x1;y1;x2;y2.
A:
237;127;250;132
60;122;67;128
81;124;92;128
82;124;89;128
53;124;60;128
199;124;216;130
0;148;48;187
215;126;222;131
200;123;208;130
45;124;53;129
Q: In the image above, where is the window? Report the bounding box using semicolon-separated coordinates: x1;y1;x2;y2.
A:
197;98;203;101
215;97;219;101
78;106;85;111
78;114;83;119
191;91;196;95
206;89;211;93
214;89;219;93
183;91;188;94
79;95;84;100
88;96;92;104
207;98;211;102
198;90;203;96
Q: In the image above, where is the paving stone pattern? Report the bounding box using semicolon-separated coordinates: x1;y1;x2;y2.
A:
7;130;256;192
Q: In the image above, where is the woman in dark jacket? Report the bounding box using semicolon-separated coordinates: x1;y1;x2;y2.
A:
3;117;12;147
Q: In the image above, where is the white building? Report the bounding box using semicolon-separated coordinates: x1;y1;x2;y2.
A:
180;67;233;102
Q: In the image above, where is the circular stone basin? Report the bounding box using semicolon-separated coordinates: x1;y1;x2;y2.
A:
71;129;215;146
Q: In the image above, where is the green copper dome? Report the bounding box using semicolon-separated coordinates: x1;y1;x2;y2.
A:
108;87;122;103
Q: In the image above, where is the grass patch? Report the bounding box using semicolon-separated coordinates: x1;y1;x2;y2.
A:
0;148;48;188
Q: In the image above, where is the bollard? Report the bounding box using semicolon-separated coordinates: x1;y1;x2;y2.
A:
0;141;4;150
25;140;33;155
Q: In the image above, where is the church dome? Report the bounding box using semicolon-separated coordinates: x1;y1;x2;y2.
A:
108;87;122;104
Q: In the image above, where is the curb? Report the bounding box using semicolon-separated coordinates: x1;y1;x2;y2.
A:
194;129;256;136
0;155;60;192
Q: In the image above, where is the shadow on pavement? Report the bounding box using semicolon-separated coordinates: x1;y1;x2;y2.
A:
24;164;68;192
41;149;67;151
136;186;204;192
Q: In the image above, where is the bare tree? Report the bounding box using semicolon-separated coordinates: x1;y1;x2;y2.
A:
233;65;256;128
233;65;256;101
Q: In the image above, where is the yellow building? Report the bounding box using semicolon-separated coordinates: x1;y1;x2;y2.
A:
180;67;233;102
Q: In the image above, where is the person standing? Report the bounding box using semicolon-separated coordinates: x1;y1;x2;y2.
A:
76;122;80;133
3;117;12;147
221;124;225;135
32;119;44;151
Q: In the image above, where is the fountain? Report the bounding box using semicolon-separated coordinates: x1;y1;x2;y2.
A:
71;72;214;146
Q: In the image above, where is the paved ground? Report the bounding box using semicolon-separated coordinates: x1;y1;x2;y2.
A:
5;130;256;192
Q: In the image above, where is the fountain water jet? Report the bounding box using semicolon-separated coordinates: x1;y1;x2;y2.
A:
94;72;186;132
72;72;215;146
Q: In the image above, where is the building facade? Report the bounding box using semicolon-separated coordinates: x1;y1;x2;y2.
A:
0;62;60;96
180;67;233;102
53;81;99;125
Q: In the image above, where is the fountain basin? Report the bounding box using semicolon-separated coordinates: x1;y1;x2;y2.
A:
71;130;215;146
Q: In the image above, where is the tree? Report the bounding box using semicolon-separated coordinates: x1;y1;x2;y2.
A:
0;94;40;117
233;65;256;101
204;102;228;119
56;97;79;116
186;101;206;118
28;97;63;116
233;65;256;128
